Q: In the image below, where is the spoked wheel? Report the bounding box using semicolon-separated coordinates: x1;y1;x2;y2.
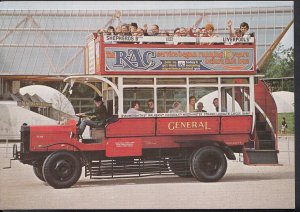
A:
190;146;227;182
169;158;193;178
33;166;45;182
42;151;82;189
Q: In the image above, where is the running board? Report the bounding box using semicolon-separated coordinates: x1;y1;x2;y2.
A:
243;148;279;165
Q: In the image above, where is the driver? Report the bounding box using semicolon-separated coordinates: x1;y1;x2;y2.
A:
76;95;107;138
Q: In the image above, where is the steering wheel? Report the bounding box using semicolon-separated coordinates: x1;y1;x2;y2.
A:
75;113;97;126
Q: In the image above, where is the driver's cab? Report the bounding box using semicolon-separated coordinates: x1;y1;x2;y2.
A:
65;76;119;142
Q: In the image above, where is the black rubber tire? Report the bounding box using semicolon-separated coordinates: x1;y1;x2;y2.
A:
42;151;82;189
169;158;193;178
189;150;198;178
33;166;45;182
191;146;227;182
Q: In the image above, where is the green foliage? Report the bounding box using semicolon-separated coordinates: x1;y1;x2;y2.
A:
263;44;294;78
278;112;294;135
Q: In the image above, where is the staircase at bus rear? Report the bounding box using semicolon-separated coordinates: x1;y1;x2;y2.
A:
243;80;279;165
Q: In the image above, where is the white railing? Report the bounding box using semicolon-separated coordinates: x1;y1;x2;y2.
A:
102;34;255;45
277;135;294;166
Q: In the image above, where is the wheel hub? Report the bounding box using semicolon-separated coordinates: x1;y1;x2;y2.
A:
54;160;72;178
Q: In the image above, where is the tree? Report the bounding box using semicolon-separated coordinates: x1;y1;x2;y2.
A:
262;44;294;92
263;44;294;78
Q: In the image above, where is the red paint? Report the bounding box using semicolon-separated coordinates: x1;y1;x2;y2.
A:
255;80;277;134
106;138;142;157
221;116;252;134
106;118;156;137
30;125;76;152
254;80;278;150
156;117;220;135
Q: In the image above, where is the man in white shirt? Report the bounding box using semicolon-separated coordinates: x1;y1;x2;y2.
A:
240;22;250;39
127;100;146;114
227;20;250;38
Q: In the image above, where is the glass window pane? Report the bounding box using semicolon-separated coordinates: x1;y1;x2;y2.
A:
157;88;186;113
124;78;154;85
189;87;218;112
157;78;186;85
190;78;218;84
221;86;250;112
221;78;249;84
123;88;154;113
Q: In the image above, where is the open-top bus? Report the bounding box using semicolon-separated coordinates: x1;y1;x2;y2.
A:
11;32;278;189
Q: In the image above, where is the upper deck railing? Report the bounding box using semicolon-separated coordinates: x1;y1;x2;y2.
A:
102;34;254;45
85;33;256;76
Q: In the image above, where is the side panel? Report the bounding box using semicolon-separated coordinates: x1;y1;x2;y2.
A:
29;125;76;151
220;116;252;134
141;134;249;148
106;118;156;137
156;117;220;136
106;138;142;157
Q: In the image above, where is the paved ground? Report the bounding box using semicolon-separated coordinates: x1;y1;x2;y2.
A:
0;157;295;209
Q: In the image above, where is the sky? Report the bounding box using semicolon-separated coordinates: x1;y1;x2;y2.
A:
0;1;294;48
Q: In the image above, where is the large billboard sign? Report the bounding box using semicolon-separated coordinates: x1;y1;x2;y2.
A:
104;47;254;73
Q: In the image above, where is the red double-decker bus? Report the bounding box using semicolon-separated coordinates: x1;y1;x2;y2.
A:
11;32;278;189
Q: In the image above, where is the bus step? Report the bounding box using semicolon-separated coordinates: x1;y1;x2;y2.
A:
244;149;278;165
256;131;272;140
256;121;267;131
259;139;275;150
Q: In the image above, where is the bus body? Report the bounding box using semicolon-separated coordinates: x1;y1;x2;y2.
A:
12;33;278;189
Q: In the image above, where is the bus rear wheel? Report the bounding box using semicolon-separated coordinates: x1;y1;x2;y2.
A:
190;146;227;182
42;151;82;189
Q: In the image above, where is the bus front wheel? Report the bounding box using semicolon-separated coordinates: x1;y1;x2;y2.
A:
33;166;45;182
190;146;227;182
42;151;82;189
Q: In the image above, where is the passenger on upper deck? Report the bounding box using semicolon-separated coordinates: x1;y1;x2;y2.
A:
115;26;122;34
168;101;183;113
173;28;180;36
228;20;251;38
127;101;146;115
240;22;252;38
200;23;217;45
179;27;188;37
120;24;131;36
203;23;217;37
132;28;144;36
106;26;115;35
130;22;138;34
144;24;160;36
225;23;243;45
160;30;170;36
234;29;242;37
195;27;207;37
